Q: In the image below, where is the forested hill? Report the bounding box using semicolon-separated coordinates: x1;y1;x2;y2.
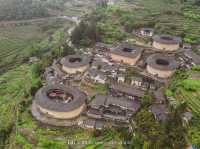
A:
0;0;68;21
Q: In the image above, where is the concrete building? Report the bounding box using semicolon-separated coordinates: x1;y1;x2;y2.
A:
60;54;91;74
146;54;178;78
153;35;182;51
32;84;87;120
110;43;143;65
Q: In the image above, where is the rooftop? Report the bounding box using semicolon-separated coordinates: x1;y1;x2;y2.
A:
35;84;87;112
153;34;182;44
110;83;145;98
184;50;200;64
90;94;140;111
60;54;91;68
111;43;143;59
147;53;178;71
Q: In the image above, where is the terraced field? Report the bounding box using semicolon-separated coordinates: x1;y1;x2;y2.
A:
0;25;46;74
176;88;200;115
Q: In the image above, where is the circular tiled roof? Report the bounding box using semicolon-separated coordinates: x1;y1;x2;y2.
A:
153;34;182;44
60;54;91;68
111;43;143;58
147;54;178;71
35;85;87;112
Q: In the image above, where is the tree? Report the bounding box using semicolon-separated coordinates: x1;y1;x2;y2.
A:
134;109;165;149
164;105;188;149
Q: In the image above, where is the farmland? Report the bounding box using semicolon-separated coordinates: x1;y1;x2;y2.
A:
167;68;200;147
0;25;46;74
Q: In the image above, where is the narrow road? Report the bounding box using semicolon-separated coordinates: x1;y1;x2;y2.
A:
0;16;80;27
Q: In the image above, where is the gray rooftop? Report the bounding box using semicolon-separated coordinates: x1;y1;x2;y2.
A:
90;94;140;111
60;54;91;68
35;84;87;112
149;104;167;122
110;83;145;98
111;43;143;59
184;50;200;64
153;34;182;44
147;53;178;71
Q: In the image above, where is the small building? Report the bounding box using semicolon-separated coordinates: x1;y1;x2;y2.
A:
29;56;39;63
140;28;154;37
182;43;192;50
149;104;168;122
117;74;125;83
131;76;143;87
182;112;193;123
79;119;105;130
95;73;107;84
88;69;107;84
184;50;200;65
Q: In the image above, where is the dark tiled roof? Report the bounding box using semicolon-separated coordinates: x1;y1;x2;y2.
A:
149;104;167;122
90;94;141;112
35;84;87;112
60;54;91;68
90;94;107;108
153;34;182;44
106;96;140;112
184;51;200;64
111;43;143;59
110;83;145;98
140;28;154;32
147;53;178;71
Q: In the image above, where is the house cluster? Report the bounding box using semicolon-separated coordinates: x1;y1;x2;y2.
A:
31;25;200;130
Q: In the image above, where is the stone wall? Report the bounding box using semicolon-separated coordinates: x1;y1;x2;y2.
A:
111;53;141;65
38;104;86;119
153;41;180;51
62;65;89;74
147;65;175;78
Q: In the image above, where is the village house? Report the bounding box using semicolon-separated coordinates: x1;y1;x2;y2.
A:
149;104;168;122
117;74;125;83
87;94;141;123
131;76;143;87
139;28;154;37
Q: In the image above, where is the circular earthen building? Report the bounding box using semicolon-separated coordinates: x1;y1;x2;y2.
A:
32;85;87;120
110;43;143;65
153;35;182;51
146;54;178;78
60;54;91;74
